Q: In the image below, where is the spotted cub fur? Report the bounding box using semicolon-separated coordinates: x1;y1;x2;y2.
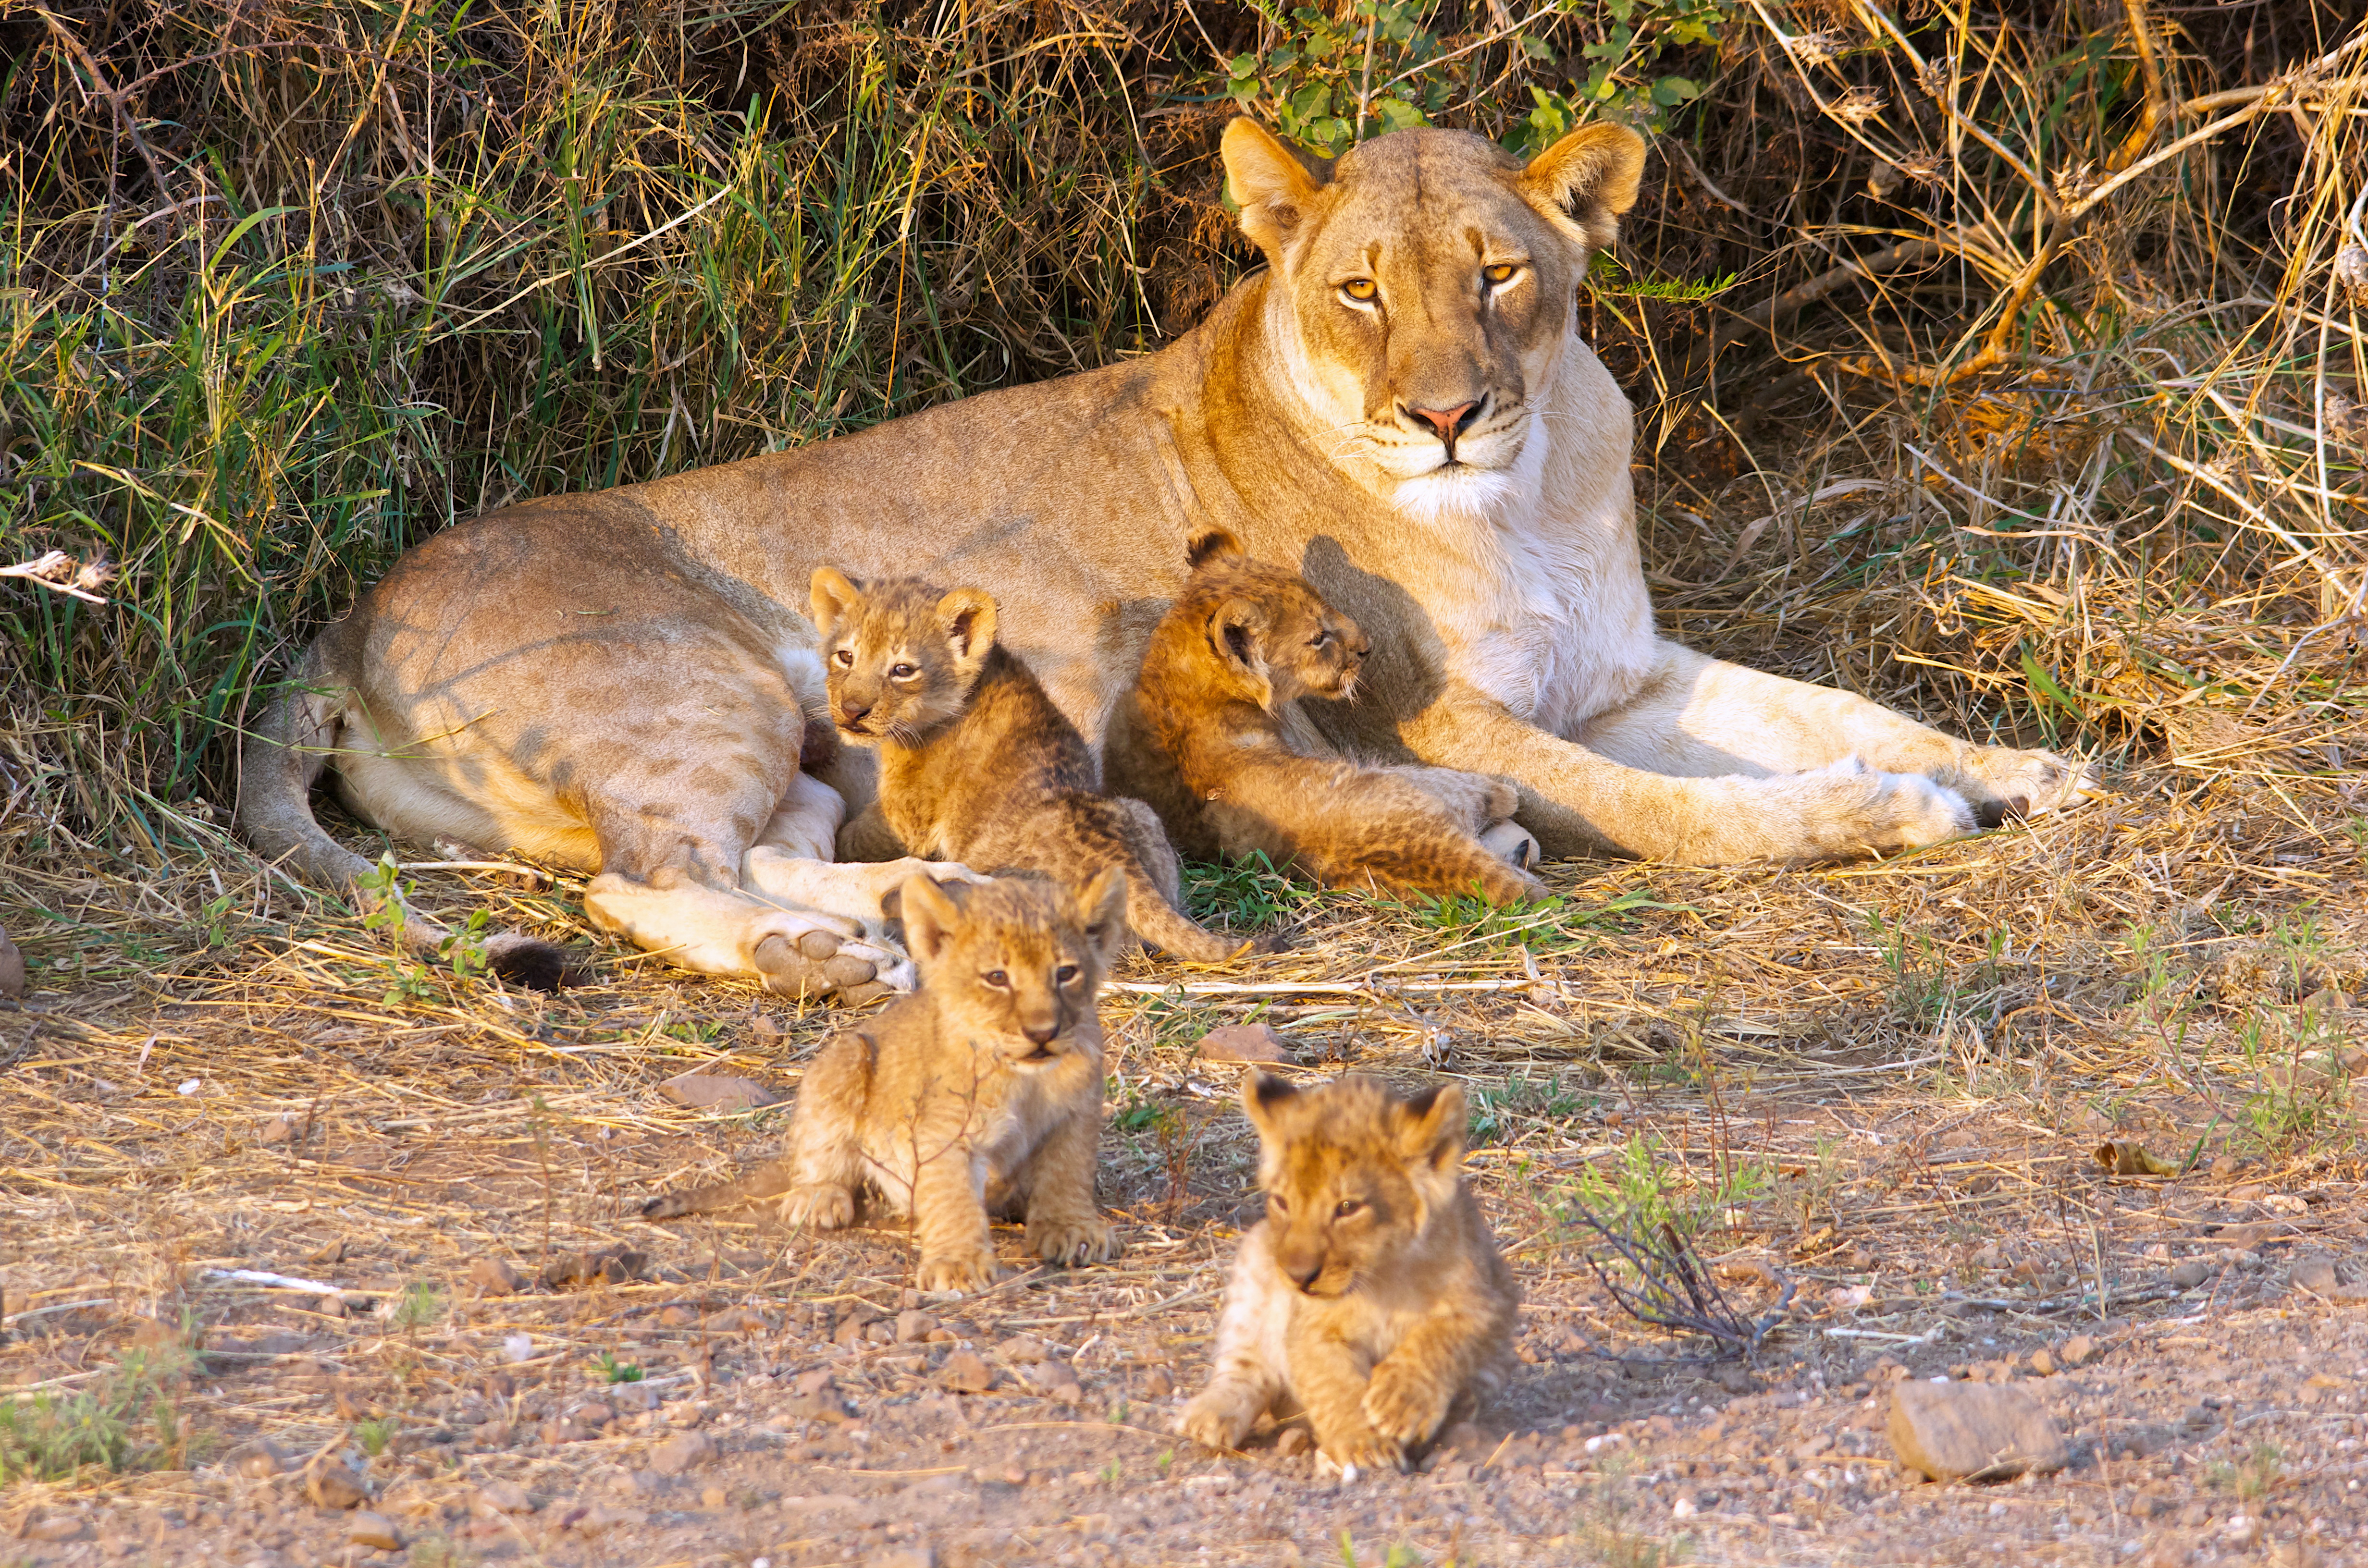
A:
1178;1072;1520;1473
811;568;1258;962
641;873;1125;1293
1106;533;1544;905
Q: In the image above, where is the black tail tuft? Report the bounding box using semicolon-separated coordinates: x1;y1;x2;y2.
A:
641;1193;690;1220
485;934;572;992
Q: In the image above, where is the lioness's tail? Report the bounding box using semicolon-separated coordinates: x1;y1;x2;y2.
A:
640;1161;796;1221
236;658;569;990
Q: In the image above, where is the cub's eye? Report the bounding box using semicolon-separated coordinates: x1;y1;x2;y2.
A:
832;648;854;666
1483;262;1520;288
1338;278;1378;304
1055;964;1080;984
1333;1198;1365;1219
889;662;919;680
981;969;1010;988
1269;1193;1290;1213
1309;629;1330;648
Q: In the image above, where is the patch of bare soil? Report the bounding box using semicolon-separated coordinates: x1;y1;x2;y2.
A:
3;758;2366;1567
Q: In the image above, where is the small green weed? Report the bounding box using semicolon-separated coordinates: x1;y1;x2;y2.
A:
1551;1132;1769;1247
0;1345;197;1482
596;1352;645;1385
392;1282;444;1335
1866;909;1951;1023
354;1416;398;1458
1468;1073;1591;1145
2207;1441;2283;1501
1181;852;1310;929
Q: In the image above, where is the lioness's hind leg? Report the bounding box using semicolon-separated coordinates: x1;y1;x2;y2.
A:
583;870;880;1000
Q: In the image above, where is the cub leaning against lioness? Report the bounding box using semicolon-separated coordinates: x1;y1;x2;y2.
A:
641;872;1124;1293
1107;531;1546;906
1179;1072;1519;1475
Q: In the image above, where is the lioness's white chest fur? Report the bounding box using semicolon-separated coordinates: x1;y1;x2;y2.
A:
1392;342;1655;735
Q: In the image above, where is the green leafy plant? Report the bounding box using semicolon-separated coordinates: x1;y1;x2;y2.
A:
0;1346;198;1481
1468;1072;1591;1145
596;1351;645;1385
354;1416;398;1458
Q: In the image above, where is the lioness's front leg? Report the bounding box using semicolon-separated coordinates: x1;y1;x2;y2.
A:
1579;642;2095;828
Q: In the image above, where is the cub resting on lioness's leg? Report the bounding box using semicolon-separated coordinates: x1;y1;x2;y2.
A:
811;568;1261;963
1108;531;1547;906
1178;1072;1519;1476
641;872;1124;1293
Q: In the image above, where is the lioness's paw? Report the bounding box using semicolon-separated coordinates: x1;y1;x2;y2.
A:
1478;819;1542;872
1177;1396;1254;1453
1317;1426;1406;1478
777;1184;854;1231
752;929;882;1003
1952;747;2098;827
913;1247;1002;1296
1806;756;1974;854
1026;1215;1118;1267
1361;1362;1455;1449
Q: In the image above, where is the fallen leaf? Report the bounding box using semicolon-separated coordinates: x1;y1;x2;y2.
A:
2094;1140;2179;1177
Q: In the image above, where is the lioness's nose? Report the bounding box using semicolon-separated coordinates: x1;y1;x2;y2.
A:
1409;402;1478;441
839;698;871;725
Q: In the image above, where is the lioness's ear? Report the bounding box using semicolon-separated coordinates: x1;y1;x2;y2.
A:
900;874;963;966
1221;118;1333;267
935;587;999;673
1241;1070;1299;1137
1210;597;1274;710
1186;528;1246;572
810;567;863;634
1518;122;1647;255
1395;1082;1468;1178
1076;866;1129;957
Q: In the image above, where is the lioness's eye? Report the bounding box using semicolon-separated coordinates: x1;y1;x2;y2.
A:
981;969;1010;988
1483;262;1520;288
1338;278;1378;304
832;648;853;666
1334;1198;1364;1218
889;662;919;679
1055;964;1080;984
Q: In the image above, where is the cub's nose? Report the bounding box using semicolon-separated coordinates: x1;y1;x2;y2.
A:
1023;1022;1061;1047
1288;1261;1325;1292
1409;401;1478;441
839;699;872;726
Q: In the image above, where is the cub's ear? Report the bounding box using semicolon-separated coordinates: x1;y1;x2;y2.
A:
1075;866;1129;959
934;587;999;671
810;567;863;634
1517;122;1647;255
1209;596;1275;710
1241;1070;1300;1138
1221;118;1333;267
1186;528;1246;572
900;874;964;966
1395;1081;1468;1179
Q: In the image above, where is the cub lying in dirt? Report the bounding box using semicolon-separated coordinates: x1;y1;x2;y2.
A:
641;872;1124;1293
1106;532;1544;906
813;567;1261;962
1178;1071;1520;1475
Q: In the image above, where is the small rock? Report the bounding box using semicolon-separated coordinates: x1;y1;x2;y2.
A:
26;1516;89;1543
2223;1514;2260;1547
234;1441;292;1479
2171;1260;2214;1289
2210;1154;2242;1178
541;1249;649;1289
576;1401;616;1428
2292;1255;2340;1294
939;1350;993;1393
1049;1380;1084;1404
474;1481;533;1516
2026;1349;2056;1377
1194;1023;1290;1064
794;1368;838;1397
540;1420;592;1445
0;926;22;998
469;1257;524;1297
346;1512;403;1551
2059;1335;2097;1369
699;1485;729;1509
896;1310;940;1343
1275;1426;1314;1459
317;1292;348;1318
1142;1366;1173;1399
659;1072;780;1111
1887;1380;2068;1482
997;1335;1048;1363
259;1114;297;1145
649;1430;716;1476
306;1458;370;1509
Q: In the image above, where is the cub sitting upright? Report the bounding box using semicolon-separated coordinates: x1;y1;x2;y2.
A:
641;872;1124;1292
1178;1072;1519;1475
1106;533;1545;906
811;568;1257;962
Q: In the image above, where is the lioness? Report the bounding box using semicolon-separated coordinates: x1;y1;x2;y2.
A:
238;117;2086;999
641;870;1123;1293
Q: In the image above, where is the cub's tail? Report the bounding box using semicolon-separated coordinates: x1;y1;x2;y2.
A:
641;1162;796;1221
236;655;570;991
1117;861;1277;962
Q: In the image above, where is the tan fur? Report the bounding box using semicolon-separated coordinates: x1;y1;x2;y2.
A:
811;570;1257;963
1107;533;1546;906
641;872;1126;1292
240;120;2093;990
1178;1073;1519;1474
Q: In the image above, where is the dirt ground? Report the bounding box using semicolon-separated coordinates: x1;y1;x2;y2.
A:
4;741;2367;1568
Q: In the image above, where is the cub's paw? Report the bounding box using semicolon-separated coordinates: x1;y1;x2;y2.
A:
913;1247;1002;1296
1026;1214;1119;1267
1951;747;2099;827
1177;1395;1255;1454
1316;1426;1407;1479
1361;1362;1455;1449
777;1184;854;1231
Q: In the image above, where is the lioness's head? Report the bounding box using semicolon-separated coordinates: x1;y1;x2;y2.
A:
900;870;1126;1069
1172;529;1369;710
811;569;998;744
1241;1072;1468;1298
1220;117;1645;517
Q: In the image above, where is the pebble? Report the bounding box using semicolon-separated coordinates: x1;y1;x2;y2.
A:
305;1459;370;1510
1887;1380;2068;1482
25;1516;89;1543
657;1071;780;1110
2059;1334;2097;1368
2171;1259;2214;1288
469;1257;524;1296
700;1485;729;1509
1194;1023;1290;1064
650;1430;716;1476
475;1481;533;1516
1142;1366;1173;1399
939;1350;993;1393
896;1310;940;1343
0;925;21;998
1276;1426;1314;1459
345;1511;403;1550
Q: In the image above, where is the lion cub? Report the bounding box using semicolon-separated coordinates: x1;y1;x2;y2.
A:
1106;533;1545;906
811;567;1256;962
1178;1072;1519;1474
641;872;1124;1293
